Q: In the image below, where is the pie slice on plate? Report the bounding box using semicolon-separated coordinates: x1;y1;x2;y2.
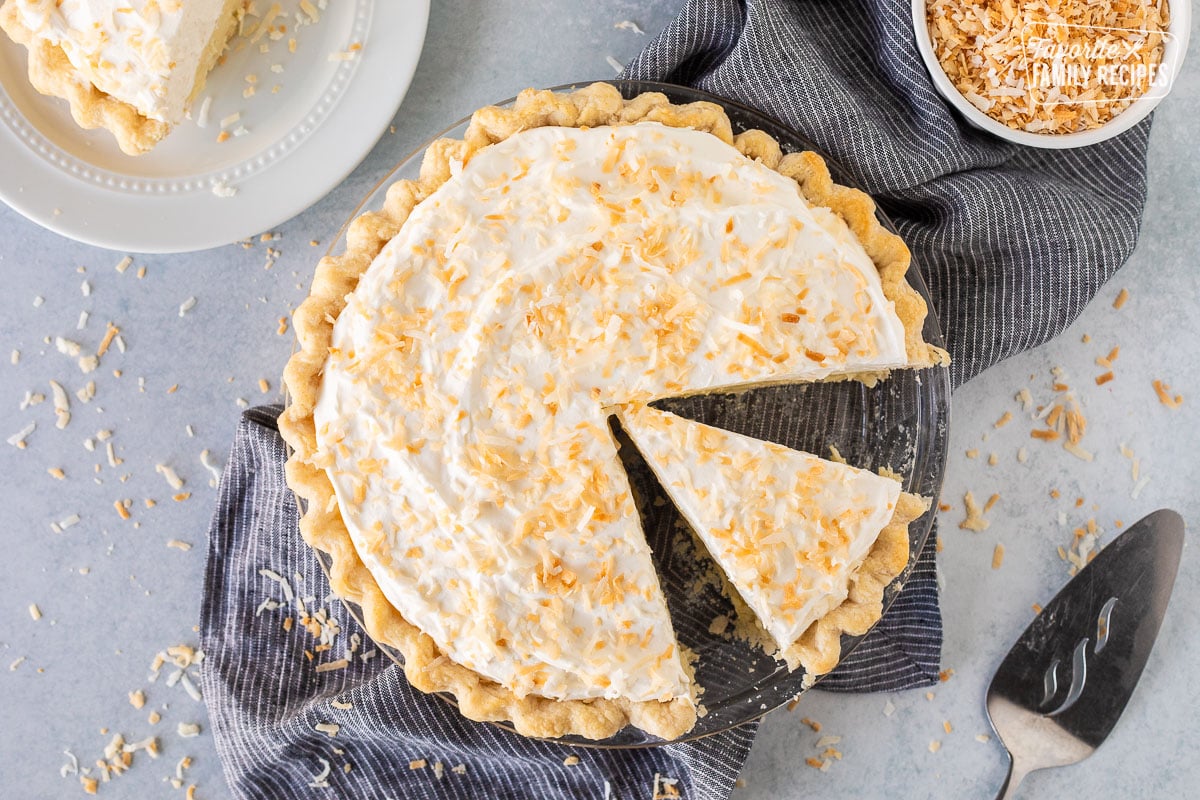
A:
618;403;929;675
0;0;246;154
280;83;948;740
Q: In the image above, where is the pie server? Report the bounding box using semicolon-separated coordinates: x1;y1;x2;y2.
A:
985;508;1185;799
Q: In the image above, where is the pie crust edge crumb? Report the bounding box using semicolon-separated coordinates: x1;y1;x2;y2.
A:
280;82;941;741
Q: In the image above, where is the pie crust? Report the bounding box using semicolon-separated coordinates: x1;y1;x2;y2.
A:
280;83;946;740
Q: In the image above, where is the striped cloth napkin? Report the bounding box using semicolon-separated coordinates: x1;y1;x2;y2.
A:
200;1;1152;798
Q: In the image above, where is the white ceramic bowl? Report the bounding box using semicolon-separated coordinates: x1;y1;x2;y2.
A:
912;0;1192;148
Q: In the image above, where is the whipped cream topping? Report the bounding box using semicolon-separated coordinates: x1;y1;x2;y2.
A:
619;405;901;651
15;0;234;123
315;122;910;703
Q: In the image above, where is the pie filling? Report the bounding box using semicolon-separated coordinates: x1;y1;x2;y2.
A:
313;122;913;707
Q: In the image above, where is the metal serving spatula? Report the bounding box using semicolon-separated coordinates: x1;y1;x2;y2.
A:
985;509;1185;800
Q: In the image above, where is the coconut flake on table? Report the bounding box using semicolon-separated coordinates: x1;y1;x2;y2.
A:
156;464;185;490
49;380;70;429
59;749;79;778
55;337;82;357
7;421;35;448
19;391;44;410
49;513;81;533
180;672;203;702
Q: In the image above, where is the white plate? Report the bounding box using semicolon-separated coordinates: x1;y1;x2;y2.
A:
0;0;429;253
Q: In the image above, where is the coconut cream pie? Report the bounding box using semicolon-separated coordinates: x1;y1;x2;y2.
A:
281;83;948;741
618;404;929;675
0;0;246;154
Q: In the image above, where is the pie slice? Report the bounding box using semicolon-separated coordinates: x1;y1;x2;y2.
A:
0;0;246;154
618;404;929;675
281;83;948;741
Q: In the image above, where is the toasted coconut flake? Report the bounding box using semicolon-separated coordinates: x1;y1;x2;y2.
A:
653;773;681;798
177;722;201;738
928;1;1169;135
1113;288;1130;309
315;722;340;737
1152;379;1183;409
959;491;990;532
992;543;1005;569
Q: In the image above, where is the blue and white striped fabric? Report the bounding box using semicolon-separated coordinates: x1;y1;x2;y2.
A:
200;1;1151;798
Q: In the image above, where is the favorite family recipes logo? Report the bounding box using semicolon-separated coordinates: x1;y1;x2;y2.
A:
925;0;1175;134
1021;23;1177;107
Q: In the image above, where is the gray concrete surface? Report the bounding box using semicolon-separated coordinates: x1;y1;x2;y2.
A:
1;2;1196;798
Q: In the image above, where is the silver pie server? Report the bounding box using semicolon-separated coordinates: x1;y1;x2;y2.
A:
985;508;1185;800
